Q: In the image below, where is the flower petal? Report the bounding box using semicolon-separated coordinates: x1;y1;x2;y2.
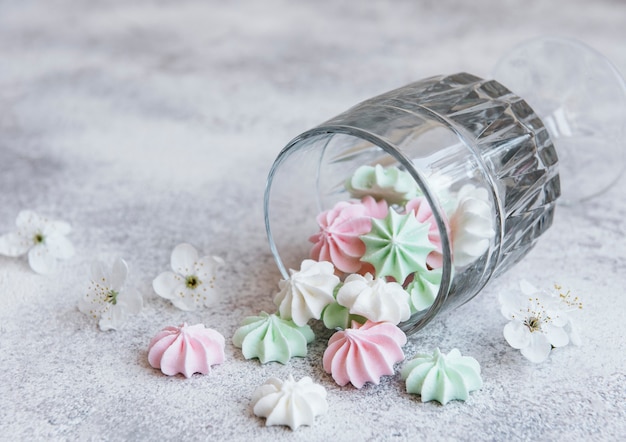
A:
15;210;40;229
78;291;108;317
28;245;58;274
170;290;198;311
170;243;198;275
118;288;143;314
520;333;552;363
503;320;531;349
194;255;223;279
566;320;582;346
91;261;108;283
519;279;538;296
46;234;75;260
153;271;182;299
99;305;124;331
47;220;72;236
0;232;31;257
544;324;569;348
109;258;128;291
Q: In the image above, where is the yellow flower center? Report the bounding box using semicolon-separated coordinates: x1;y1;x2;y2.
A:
186;275;201;289
525;316;542;332
105;290;119;305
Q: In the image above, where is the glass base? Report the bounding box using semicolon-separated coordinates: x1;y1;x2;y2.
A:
493;37;626;204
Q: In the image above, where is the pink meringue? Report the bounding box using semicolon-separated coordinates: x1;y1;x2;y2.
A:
148;323;225;378
309;196;388;274
323;320;407;388
404;197;449;269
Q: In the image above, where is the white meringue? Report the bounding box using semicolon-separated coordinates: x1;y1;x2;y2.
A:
274;259;340;326
251;375;328;430
450;184;495;267
336;273;410;325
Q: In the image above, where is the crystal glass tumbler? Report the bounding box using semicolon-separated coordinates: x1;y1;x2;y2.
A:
265;72;560;334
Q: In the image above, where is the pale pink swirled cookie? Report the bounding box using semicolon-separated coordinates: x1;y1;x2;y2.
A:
148;323;225;378
309;196;388;274
322;320;407;388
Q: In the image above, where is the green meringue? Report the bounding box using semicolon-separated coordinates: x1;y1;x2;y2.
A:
360;209;435;283
401;348;483;405
320;283;366;330
232;311;315;364
345;164;419;205
406;268;443;313
321;301;366;330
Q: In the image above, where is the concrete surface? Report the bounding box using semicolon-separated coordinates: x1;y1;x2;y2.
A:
1;0;625;440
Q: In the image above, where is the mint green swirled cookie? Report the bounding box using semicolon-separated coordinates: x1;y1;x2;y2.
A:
406;267;443;313
345;164;419;205
321;301;367;330
360;210;434;283
401;348;483;405
232;312;315;364
321;282;367;330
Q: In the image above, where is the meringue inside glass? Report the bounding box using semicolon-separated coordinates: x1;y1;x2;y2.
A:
265;74;559;335
266;134;498;335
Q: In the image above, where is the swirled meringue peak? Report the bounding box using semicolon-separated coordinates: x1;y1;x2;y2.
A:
274;259;340;326
323;320;407;388
147;323;225;378
336;273;410;325
232;312;314;364
401;348;483;405
404;197;449;269
345;164;419;205
406;267;443;313
309;196;388;274
321;301;366;330
252;375;328;430
450;184;495;267
360;209;435;283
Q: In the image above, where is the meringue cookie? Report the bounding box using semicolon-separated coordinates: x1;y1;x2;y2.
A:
405;267;443;313
345;164;419;205
321;301;366;330
323;321;407;388
450;184;495;267
336;273;410;325
147;323;225;378
423;171;458;217
401;348;483;405
404;197;449;269
232;312;314;364
274;259;340;326
309;196;388;274
252;375;328;430
360;209;435;283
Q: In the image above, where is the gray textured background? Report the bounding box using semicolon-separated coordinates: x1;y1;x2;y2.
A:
1;0;625;440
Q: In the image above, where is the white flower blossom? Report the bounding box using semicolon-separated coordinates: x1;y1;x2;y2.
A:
153;243;224;311
0;210;74;274
499;280;582;363
553;283;583;346
79;258;143;331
